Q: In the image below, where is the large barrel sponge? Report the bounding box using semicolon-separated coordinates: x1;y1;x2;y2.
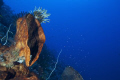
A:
15;13;46;67
0;13;46;67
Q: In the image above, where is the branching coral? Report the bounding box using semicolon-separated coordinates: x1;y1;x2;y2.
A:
30;6;51;23
46;49;62;80
1;23;13;45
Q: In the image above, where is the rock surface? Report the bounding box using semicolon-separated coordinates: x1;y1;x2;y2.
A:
60;66;84;80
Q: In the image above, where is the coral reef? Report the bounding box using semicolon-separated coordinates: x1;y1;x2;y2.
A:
0;1;84;80
0;13;46;68
0;13;46;79
0;0;16;46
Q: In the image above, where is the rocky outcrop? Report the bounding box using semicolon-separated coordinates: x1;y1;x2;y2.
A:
60;66;84;80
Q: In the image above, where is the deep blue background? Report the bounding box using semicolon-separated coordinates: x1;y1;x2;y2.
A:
4;0;120;80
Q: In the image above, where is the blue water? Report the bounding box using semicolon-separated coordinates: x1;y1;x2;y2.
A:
4;0;120;80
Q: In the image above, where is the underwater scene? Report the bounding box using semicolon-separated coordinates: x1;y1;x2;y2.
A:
0;0;120;80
